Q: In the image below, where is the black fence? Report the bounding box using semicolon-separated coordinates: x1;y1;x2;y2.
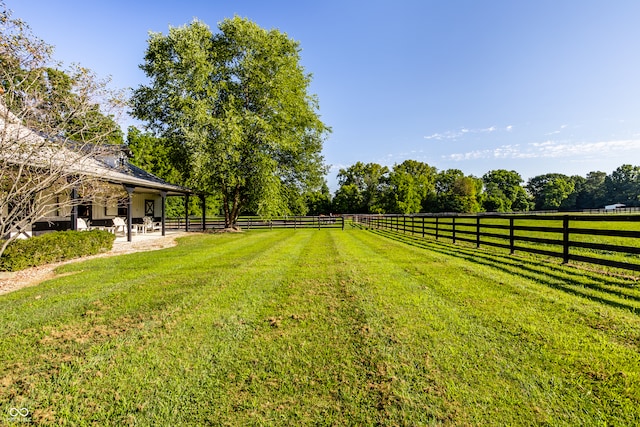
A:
354;213;640;273
166;215;345;231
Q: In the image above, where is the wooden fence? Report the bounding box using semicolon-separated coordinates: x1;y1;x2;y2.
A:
165;215;345;231
354;213;640;273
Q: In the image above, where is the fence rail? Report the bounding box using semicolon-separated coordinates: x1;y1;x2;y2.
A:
354;213;640;273
165;215;344;231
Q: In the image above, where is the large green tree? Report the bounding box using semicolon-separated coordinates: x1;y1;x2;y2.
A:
432;169;483;213
303;182;332;215
386;160;437;214
526;173;576;210
131;17;329;228
575;171;607;209
482;169;530;212
334;162;389;213
605;164;640;207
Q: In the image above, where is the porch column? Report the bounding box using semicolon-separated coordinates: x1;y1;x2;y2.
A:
185;194;190;232
160;191;167;237
200;194;206;231
70;187;78;231
124;185;135;242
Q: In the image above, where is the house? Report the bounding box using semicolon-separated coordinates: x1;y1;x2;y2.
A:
31;144;195;242
1;106;196;242
604;203;625;211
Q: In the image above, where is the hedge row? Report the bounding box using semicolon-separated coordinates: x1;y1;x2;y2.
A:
0;230;116;272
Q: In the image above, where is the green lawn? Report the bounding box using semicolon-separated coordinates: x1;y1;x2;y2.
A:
378;215;640;274
1;229;639;425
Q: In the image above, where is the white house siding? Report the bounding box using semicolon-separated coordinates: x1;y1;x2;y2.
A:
38;188;72;221
35;191;161;222
89;193;162;220
132;193;162;218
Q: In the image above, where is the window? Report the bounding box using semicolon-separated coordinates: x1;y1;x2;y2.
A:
117;198;128;217
145;199;155;216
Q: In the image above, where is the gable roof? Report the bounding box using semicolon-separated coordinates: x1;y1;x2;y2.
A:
87;150;192;195
1;106;192;196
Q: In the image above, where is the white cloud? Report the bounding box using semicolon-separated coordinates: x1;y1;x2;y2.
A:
424;130;465;140
444;139;640;161
545;124;569;136
424;125;510;141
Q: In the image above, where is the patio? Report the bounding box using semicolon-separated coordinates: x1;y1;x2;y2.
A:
112;229;190;246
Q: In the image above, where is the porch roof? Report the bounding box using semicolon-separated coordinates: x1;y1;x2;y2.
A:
87;156;192;196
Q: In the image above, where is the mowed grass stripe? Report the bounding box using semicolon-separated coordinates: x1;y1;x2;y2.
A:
340;230;640;424
1;231;310;423
181;230;392;424
0;229;639;425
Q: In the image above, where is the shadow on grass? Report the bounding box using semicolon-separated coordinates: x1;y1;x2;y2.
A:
367;228;640;315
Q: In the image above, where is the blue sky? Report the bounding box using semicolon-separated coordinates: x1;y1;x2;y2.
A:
10;0;640;190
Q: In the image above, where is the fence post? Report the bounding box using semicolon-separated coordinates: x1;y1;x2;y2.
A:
452;217;456;243
563;216;570;264
509;217;515;254
476;216;481;248
403;216;406;234
436;217;439;240
422;216;425;238
342;216;345;230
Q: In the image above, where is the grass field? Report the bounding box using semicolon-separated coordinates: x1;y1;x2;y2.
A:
1;229;640;425
371;214;640;274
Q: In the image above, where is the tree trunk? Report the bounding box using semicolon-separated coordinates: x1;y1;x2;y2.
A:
222;192;232;228
229;185;241;229
222;186;242;229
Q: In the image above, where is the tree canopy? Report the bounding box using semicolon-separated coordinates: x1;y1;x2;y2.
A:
333;162;389;213
131;17;330;228
526;173;577;211
433;169;482;213
605;165;640;207
386;160;437;214
482;169;529;212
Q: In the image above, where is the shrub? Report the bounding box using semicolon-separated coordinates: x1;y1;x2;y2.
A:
0;230;116;272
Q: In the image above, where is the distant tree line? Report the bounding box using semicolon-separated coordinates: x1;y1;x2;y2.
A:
318;161;640;215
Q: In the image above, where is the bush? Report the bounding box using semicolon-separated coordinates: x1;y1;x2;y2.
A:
0;230;116;272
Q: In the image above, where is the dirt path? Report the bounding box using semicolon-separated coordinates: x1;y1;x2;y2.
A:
0;232;190;296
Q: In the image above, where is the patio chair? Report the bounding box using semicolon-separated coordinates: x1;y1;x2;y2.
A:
143;216;161;233
77;218;90;231
112;217;127;235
